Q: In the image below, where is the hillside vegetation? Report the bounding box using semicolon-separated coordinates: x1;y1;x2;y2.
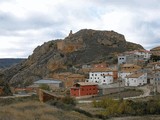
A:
0;96;98;120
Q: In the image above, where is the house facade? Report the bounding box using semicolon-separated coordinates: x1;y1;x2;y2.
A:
87;68;114;85
70;82;98;97
125;73;147;86
150;62;160;93
118;53;143;65
154;70;160;93
118;50;151;66
118;55;126;65
134;49;151;61
119;64;141;80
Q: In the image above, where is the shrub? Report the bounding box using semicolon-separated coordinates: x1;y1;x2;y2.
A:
39;84;50;91
61;96;76;106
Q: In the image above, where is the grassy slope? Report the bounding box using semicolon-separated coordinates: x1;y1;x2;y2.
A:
0;96;98;120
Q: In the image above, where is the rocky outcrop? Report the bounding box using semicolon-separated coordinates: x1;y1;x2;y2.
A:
0;29;144;87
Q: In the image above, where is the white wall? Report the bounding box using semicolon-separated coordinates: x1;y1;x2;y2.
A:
119;72;131;80
125;73;147;86
89;71;113;85
134;51;151;60
118;56;126;64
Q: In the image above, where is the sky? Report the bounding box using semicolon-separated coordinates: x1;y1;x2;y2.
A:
0;0;160;58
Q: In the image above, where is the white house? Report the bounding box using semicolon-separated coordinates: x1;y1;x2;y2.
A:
118;50;151;66
149;62;160;93
118;55;126;65
87;68;114;85
125;73;147;86
151;62;160;69
119;64;142;80
134;49;151;61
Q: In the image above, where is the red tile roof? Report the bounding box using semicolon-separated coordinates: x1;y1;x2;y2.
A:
126;73;144;78
75;82;98;86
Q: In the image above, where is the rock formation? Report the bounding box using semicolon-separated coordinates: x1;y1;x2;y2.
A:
0;29;144;87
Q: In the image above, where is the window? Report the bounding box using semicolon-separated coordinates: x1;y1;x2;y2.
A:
103;80;105;82
92;74;94;76
103;76;105;78
95;74;97;76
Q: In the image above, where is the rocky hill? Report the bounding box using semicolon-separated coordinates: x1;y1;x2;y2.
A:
0;29;143;87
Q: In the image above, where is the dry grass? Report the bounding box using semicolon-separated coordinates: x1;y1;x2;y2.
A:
110;115;160;120
0;98;98;120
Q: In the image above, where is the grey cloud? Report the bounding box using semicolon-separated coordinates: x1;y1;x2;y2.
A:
0;0;11;3
0;0;160;58
0;11;66;31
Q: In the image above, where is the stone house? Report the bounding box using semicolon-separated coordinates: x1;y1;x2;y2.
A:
52;72;85;88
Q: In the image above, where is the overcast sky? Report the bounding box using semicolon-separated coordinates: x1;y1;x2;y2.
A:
0;0;160;58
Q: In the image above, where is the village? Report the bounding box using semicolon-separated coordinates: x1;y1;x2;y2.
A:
10;47;160;102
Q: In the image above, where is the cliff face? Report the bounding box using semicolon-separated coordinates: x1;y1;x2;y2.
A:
0;29;144;87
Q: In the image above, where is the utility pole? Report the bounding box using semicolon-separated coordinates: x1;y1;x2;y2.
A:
118;77;121;99
118;64;121;100
153;64;157;96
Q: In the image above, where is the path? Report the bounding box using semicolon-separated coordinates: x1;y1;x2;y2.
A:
78;85;152;103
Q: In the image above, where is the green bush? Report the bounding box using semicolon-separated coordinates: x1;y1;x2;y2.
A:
92;98;160;117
